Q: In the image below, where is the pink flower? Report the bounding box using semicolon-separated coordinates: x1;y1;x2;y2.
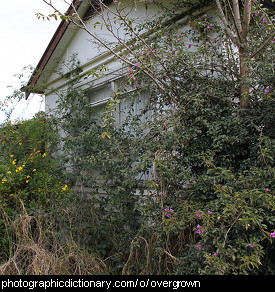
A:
189;44;192;47
214;253;217;257
196;212;201;217
255;12;258;16
263;18;267;23
270;232;275;238
197;245;202;249
134;63;139;67
265;188;270;191
196;229;201;234
207;210;212;214
265;89;270;94
247;3;251;7
197;224;202;229
249;243;255;248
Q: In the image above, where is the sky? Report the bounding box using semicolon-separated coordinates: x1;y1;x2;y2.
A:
0;0;69;123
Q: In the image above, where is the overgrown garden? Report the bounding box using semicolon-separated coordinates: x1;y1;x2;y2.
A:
0;0;274;274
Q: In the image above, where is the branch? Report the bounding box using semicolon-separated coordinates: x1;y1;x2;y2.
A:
101;1;182;96
250;32;275;58
226;0;242;43
223;211;243;248
242;0;252;39
232;0;243;36
42;0;181;105
215;0;238;45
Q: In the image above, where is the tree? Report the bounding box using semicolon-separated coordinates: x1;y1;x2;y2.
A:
215;0;275;107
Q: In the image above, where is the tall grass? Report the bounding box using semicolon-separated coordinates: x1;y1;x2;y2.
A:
0;198;107;275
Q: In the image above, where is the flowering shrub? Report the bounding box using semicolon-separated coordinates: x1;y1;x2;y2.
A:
106;1;274;274
189;162;274;274
0;114;66;207
164;208;175;221
0;113;73;263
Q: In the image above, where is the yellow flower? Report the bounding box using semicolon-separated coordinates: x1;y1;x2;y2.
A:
26;180;29;183
33;169;36;172
42;153;47;158
7;171;11;174
9;155;14;158
12;159;16;165
62;185;68;191
16;166;23;172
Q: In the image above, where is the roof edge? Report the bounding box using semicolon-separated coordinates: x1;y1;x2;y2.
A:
22;0;84;99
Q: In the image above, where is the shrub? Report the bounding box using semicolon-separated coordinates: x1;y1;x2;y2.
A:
51;1;274;274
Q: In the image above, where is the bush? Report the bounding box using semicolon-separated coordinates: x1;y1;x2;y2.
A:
0;114;107;274
51;1;274;274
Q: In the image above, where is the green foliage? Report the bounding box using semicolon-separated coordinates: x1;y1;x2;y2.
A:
0;113;65;208
45;0;274;274
1;0;274;275
0;114;72;263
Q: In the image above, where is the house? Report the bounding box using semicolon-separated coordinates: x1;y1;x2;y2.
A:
22;0;214;121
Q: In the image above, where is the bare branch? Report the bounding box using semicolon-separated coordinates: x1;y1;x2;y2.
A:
250;31;275;59
231;0;242;36
215;0;238;45
42;0;181;105
242;0;252;39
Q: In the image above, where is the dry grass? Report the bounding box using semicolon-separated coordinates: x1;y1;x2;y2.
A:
0;199;107;275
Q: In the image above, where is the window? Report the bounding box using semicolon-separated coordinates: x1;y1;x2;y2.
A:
87;78;151;129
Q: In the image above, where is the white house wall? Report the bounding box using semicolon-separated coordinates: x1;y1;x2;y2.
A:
44;0;217;116
45;0;164;86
